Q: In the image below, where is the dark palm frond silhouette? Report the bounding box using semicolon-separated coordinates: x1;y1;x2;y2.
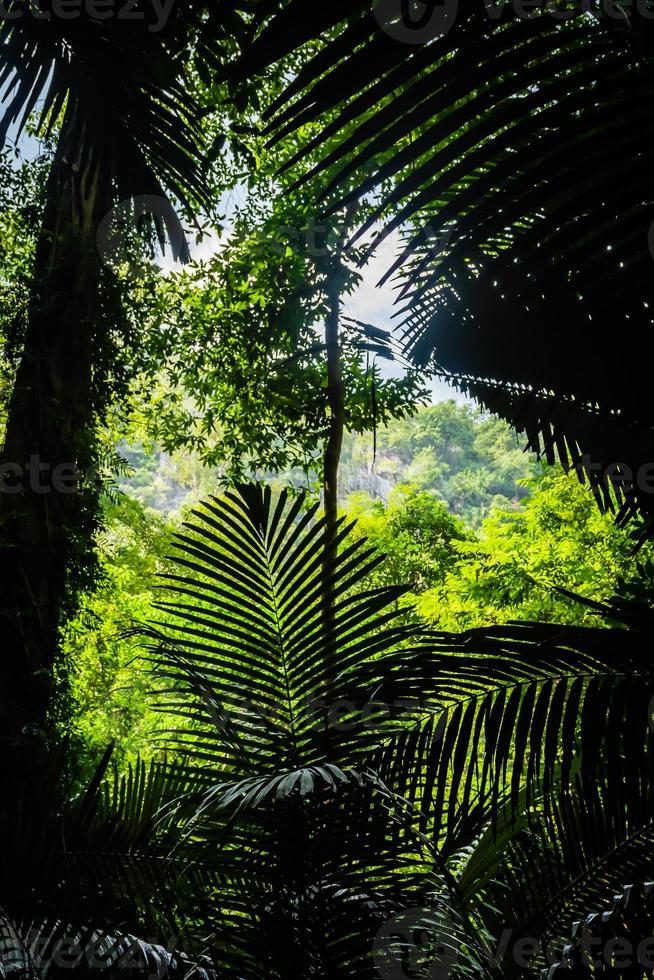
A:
432;371;654;526
138;484;441;977
1;486;651;976
0;3;250;212
542;882;654;978
0;741;220;978
128;486;654;977
228;4;654;530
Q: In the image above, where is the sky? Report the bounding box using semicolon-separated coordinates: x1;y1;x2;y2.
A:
343;234;464;404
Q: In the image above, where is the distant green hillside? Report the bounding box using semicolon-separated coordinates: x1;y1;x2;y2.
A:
339;400;534;526
118;400;535;526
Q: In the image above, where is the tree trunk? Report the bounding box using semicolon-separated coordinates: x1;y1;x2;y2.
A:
0;108;113;760
321;255;349;758
322;202;358;546
323;277;346;546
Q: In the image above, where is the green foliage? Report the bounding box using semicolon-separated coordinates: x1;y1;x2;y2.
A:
341;401;533;526
100;488;654;975
235;4;654;534
418;467;654;631
70;410;654;777
64;497;175;774
124;191;427;479
115;443;220;514
147;487;654;978
4;10;654;975
0;141;48;434
346;485;471;596
7;481;654;978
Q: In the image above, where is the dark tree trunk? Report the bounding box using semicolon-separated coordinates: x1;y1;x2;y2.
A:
323;278;346;546
322;202;358;546
321;257;349;758
0;109;113;760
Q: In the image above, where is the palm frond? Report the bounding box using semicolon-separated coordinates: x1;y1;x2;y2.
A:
0;743;221;972
133;486;654;976
542;881;654;978
141;484;419;775
135;485;461;976
435;371;654;531
0;2;262;213
230;6;654;525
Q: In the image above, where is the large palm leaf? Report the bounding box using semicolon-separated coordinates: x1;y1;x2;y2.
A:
138;485;440;977
0;742;221;978
0;2;260;211
229;4;654;527
134;485;654;977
